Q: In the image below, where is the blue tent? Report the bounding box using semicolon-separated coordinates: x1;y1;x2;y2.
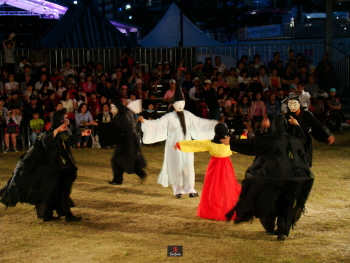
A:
41;0;138;48
140;3;222;48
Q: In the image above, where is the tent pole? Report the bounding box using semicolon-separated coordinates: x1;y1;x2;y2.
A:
179;0;183;47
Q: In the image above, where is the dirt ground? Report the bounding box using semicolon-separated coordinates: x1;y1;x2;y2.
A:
0;133;349;263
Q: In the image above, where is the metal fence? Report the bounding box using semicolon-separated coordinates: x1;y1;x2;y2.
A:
1;44;349;97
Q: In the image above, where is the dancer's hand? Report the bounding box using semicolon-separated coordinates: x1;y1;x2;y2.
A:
138;116;144;123
327;135;335;145
220;136;230;145
82;129;91;136
289;116;299;126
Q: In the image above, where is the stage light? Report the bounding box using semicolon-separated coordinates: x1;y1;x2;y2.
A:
129;16;132;19
126;4;131;9
74;1;78;4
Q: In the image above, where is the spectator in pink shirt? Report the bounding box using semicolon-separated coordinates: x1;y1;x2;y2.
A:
216;72;227;89
163;79;184;110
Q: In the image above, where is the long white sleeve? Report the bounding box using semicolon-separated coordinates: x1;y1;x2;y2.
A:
141;113;170;144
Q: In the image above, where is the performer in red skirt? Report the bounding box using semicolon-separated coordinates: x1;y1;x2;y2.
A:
176;123;241;220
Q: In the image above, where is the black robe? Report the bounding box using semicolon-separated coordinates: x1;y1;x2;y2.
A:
226;126;314;236
285;108;332;167
0;129;82;218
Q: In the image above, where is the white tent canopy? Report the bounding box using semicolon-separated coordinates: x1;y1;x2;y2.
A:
140;3;222;47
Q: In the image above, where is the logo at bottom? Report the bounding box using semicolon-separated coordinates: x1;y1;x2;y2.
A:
167;246;183;257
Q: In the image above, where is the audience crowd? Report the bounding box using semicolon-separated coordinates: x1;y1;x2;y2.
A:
0;43;349;153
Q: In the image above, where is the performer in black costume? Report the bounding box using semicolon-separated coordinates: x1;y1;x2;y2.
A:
0;109;89;222
222;114;314;241
285;92;334;166
106;99;147;185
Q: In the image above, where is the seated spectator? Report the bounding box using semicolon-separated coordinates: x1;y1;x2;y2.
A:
2;68;8;84
281;65;295;91
210;68;219;80
236;60;244;77
101;78;118;102
276;60;284;77
22;83;37;105
60;91;74;114
80;74;96;99
297;83;311;108
238;96;253;135
216;72;227;89
276;88;285;105
65;74;78;90
280;97;288;115
55;79;66;99
249;73;263;96
192;61;204;80
297;65;310;84
203;79;220;121
50;68;65;88
35;73;53;91
5;73;19;96
96;74;107;96
44;91;58;116
111;65;122;80
143;90;158;110
326;88;350;132
266;93;280;124
246;88;254;104
142;101;158;120
203;57;214;75
34;65;49;83
268;52;280;74
241;55;249;68
29;109;44;144
250;92;266;134
248;61;258;78
133;78;148;100
238;68;250;86
312;96;326;123
150;62;163;91
74;103;98;149
23;95;44;124
37;81;50;107
188;78;200;114
3;106;22;153
79;65;87;83
258;66;269;88
96;103;114;124
304;76;319;100
286;49;296;66
114;70;128;91
217;86;227;105
214;56;227;73
88;92;101;118
20;72;32;93
254;54;264;69
226;68;238;92
73;88;88;112
86;60;95;76
238;82;247;101
182;72;194;109
6;91;24;112
18;64;32;83
0;78;4;97
0;96;8;126
120;85;129;99
93;63;108;83
60;59;78;80
269;68;281;91
316;86;329;98
133;61;143;79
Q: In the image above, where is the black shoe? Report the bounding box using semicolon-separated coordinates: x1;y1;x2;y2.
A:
175;194;182;198
273;228;283;235
189;193;199;198
43;216;61;222
266;230;275;236
277;234;286;241
65;215;82;222
108;181;122;185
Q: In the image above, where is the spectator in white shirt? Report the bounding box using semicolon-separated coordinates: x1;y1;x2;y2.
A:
60;59;78;80
35;73;53;91
297;83;311;108
214;56;227;74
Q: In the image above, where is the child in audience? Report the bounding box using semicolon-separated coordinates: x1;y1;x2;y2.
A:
55;79;66;99
4;106;22;153
30;109;44;144
250;92;266;134
239;96;253;136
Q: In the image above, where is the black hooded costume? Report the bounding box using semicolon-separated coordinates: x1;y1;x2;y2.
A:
0;109;83;222
100;99;146;185
225;114;314;240
285;102;333;167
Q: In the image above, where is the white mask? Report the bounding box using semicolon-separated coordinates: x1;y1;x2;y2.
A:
173;100;185;112
110;104;118;115
288;99;300;112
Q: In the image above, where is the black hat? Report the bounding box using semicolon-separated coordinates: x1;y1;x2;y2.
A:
50;109;67;129
172;86;184;103
30;95;37;100
271;114;288;134
212;123;229;144
288;92;300;102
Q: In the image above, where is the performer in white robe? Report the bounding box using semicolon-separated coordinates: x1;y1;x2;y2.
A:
139;86;218;197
